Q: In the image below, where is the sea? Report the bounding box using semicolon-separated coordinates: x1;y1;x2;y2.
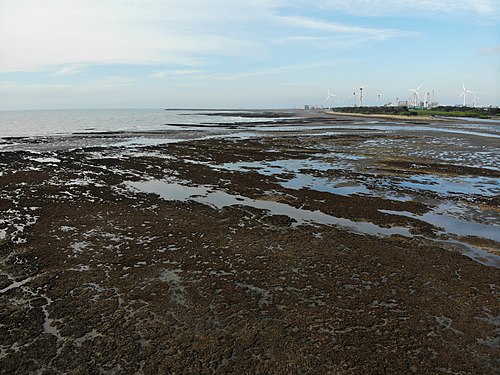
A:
1;108;499;152
0;109;274;139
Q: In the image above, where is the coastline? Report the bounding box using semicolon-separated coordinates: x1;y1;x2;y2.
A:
325;109;453;122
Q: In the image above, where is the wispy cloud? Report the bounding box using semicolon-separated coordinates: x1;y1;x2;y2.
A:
479;45;500;55
314;0;500;18
0;0;418;73
191;60;346;81
276;15;416;41
2;0;498;109
151;70;207;79
0;0;264;73
53;64;87;76
277;16;394;36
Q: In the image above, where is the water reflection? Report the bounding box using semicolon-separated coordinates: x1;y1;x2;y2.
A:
127;179;411;237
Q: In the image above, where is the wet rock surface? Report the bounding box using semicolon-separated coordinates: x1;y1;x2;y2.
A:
0;112;499;374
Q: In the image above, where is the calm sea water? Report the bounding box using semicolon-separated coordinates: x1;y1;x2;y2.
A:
0;109;271;138
1;108;499;142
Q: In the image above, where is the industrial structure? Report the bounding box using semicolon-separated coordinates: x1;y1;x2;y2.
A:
320;83;483;109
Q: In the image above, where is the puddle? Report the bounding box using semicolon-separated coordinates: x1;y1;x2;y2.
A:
217;157;362;175
42;297;64;341
380;206;500;243
428;237;499;268
380;206;500;267
215;158;423;201
128;179;500;268
111;137;183;148
0;277;33;294
282;175;371;196
345;124;500;139
127;179;412;237
398;175;499;197
29;157;61;163
159;269;186;305
215;158;372;197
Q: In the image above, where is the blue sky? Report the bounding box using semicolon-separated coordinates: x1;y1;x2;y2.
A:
0;0;499;110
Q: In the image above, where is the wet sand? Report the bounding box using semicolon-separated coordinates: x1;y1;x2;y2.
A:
0;111;499;373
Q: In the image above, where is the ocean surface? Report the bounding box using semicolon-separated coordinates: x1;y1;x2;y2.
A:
0;109;274;138
1;109;499;154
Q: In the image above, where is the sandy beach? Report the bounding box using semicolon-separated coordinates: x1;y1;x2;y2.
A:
0;111;499;373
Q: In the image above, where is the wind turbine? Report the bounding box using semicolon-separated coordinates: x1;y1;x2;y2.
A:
472;92;481;108
359;85;366;107
459;83;473;107
408;84;423;107
377;93;383;106
325;89;335;109
352;91;357;107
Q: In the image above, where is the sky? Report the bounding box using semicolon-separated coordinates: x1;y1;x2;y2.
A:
0;0;499;110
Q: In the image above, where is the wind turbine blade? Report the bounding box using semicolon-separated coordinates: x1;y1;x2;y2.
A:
463;83;466;91
416;84;423;91
459;92;465;98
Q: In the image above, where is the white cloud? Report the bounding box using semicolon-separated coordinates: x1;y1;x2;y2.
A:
151;70;207;79
53;64;87;76
276;15;415;40
3;1;498;110
0;0;268;72
0;0;419;73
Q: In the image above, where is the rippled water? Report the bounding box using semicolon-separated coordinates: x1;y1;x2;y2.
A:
0;109;272;138
2;109;500;141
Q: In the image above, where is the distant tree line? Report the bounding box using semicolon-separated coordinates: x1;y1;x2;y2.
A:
334;106;414;115
332;106;500;118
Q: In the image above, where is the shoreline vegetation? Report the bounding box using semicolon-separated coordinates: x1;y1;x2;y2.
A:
325;106;500;121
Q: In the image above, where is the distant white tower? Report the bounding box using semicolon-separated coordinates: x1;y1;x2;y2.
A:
359;86;365;107
472;92;481;108
377;93;383;106
325;89;335;109
424;92;431;108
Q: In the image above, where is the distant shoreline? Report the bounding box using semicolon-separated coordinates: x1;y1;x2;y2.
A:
325;110;452;122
